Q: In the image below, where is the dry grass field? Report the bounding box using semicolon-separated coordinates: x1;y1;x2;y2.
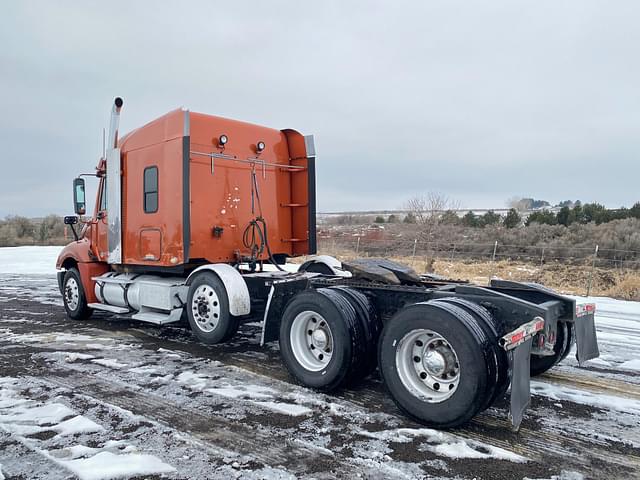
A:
313;247;640;301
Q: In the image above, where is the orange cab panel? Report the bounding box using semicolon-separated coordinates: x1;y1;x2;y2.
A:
115;108;315;268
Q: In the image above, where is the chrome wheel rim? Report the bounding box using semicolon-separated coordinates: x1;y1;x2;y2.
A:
395;329;460;403
290;311;334;372
191;285;221;333
65;277;80;311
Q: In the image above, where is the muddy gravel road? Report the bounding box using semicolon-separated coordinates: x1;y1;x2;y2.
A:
1;265;639;478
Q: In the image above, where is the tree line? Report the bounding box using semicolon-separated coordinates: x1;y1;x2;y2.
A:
371;195;640;230
0;215;66;247
526;202;640;227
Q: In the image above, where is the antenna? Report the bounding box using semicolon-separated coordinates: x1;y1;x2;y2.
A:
102;128;106;159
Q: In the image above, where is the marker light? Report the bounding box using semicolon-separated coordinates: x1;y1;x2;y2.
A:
218;134;228;147
256;141;265;153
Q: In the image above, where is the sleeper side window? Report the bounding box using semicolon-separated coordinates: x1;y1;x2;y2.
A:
143;166;158;213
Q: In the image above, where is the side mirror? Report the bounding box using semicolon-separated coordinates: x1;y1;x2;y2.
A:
64;215;79;225
73;178;86;215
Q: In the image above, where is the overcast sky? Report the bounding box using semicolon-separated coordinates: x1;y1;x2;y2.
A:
1;1;639;217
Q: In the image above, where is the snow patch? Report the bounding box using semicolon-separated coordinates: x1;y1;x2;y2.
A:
176;371;209;391
359;427;526;463
254;401;312;417
128;365;159;374
619;359;640;371
91;358;128;369
207;384;276;400
52;451;175;480
0;402;75;425
524;471;585;480
53;415;104;437
532;381;640;415
0;246;62;274
157;347;182;359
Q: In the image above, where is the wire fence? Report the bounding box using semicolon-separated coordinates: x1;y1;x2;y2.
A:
317;235;640;296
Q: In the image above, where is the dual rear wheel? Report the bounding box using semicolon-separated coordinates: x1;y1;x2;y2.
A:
378;300;507;428
279;292;509;428
278;288;381;391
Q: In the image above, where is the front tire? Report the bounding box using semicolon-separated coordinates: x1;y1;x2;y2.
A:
186;272;238;344
62;268;93;320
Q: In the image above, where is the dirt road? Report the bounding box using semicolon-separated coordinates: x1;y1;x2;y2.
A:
1;272;639;479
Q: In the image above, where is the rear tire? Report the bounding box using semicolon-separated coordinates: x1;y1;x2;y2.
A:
279;289;365;391
62;268;93;320
378;301;490;428
328;286;382;380
435;297;509;410
530;322;569;377
186;272;238;344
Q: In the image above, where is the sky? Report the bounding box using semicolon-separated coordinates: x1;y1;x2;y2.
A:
1;1;639;216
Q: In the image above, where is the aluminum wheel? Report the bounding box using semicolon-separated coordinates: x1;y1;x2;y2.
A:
65;277;80;311
290;310;334;372
395;329;460;403
191;284;221;333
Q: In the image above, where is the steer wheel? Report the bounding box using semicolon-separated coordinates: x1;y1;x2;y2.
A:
186;272;238;344
62;268;93;320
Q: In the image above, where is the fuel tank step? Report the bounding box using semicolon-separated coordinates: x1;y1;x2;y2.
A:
87;303;130;314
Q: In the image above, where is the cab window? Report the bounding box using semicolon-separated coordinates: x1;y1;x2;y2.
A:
144;166;158;213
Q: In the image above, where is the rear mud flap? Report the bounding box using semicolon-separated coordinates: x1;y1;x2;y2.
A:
574;311;599;366
508;337;532;432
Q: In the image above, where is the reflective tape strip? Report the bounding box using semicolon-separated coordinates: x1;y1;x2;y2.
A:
500;317;545;351
576;303;596;317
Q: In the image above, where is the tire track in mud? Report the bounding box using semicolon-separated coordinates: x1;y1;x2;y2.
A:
340;380;640;477
41;372;354;477
127;327;640;476
3;296;640;479
40;341;640;479
542;370;640;399
197;333;640;477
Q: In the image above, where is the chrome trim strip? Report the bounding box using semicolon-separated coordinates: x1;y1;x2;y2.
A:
304;135;316;158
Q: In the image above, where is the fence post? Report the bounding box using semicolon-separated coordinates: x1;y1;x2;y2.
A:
355;236;360;256
411;238;418;266
586;244;599;297
450;243;456;261
537;246;546;282
489;240;498;284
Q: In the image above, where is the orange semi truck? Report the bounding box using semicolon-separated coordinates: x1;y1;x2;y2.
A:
57;98;600;429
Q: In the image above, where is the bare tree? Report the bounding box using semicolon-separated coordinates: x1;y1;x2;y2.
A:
403;192;461;239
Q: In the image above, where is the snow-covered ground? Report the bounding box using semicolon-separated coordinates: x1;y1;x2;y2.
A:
0;246;62;275
0;246;639;479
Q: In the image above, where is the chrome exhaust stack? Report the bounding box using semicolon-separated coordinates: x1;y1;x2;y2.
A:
106;97;123;264
107;97;123;149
